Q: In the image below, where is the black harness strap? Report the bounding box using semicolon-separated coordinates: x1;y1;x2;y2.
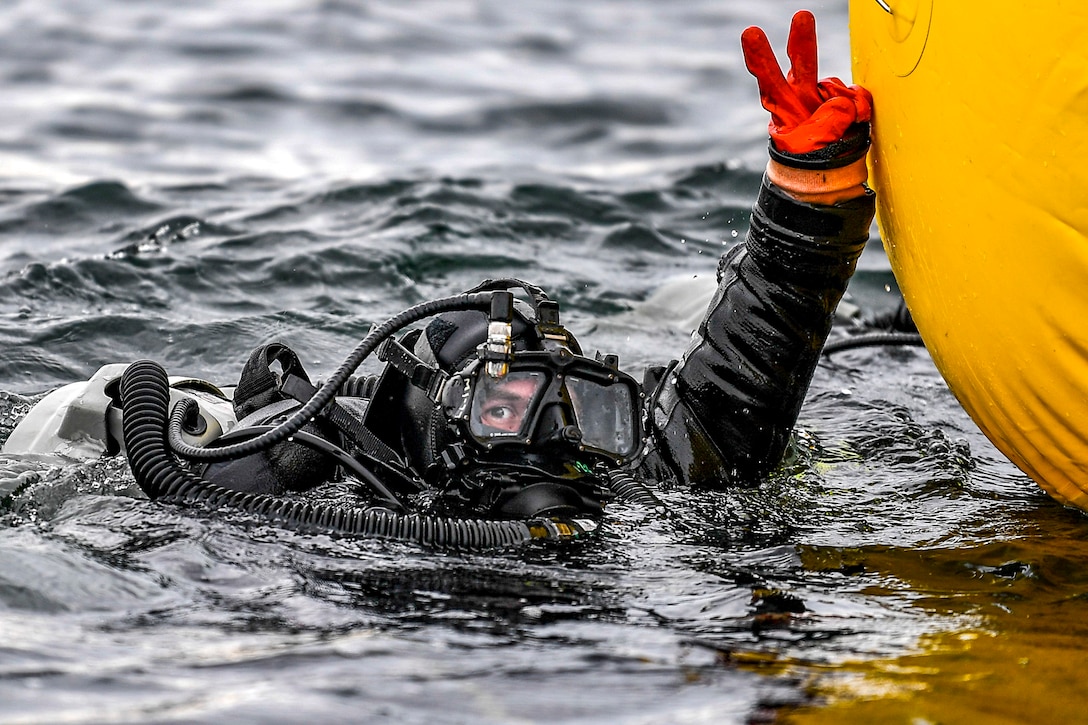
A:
377;337;449;401
278;372;412;479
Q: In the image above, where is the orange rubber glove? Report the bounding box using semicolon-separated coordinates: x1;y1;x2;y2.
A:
741;10;872;156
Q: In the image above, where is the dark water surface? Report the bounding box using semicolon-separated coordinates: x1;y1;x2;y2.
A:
2;2;1086;723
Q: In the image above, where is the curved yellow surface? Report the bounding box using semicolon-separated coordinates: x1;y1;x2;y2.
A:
850;0;1088;509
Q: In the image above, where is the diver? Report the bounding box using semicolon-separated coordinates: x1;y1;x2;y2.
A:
196;10;874;517
4;12;877;542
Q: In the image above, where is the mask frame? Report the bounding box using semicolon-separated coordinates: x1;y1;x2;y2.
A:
440;347;644;465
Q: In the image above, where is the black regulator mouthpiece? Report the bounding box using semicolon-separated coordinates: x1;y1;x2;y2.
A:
435;453;611;519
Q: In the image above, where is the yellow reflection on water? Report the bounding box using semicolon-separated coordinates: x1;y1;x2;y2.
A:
783;626;1088;724
778;536;1088;724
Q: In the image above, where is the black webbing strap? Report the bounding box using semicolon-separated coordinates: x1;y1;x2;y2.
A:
377;338;449;401
279;373;407;472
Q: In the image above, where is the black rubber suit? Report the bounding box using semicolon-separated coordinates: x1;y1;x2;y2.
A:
207;172;875;499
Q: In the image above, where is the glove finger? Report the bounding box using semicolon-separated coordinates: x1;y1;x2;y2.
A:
771;97;857;154
785;10;822;110
805;96;858;138
741;26;788;94
817;79;874;123
847;84;873;122
741;25;810;126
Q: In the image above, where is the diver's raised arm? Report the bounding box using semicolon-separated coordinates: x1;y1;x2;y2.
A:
640;11;876;487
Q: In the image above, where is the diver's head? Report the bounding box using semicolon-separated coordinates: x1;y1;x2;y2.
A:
367;279;643;519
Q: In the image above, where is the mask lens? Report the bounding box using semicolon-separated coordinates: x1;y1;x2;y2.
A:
461;356;641;461
469;371;546;438
565;375;638;458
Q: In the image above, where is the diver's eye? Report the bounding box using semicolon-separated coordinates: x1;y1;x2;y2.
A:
480;403;524;432
484;404;514;421
470;372;542;435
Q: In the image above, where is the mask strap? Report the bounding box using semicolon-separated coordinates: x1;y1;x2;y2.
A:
463;277;550;309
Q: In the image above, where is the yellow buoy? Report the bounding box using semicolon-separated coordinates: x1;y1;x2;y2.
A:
850;0;1088;509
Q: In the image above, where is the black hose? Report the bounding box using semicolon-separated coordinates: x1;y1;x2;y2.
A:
337;375;376;398
167;292;494;463
605;468;663;507
120;360;590;549
821;331;926;356
170;403;406;511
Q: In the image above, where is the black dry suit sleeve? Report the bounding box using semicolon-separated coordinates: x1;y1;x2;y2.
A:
647;177;874;487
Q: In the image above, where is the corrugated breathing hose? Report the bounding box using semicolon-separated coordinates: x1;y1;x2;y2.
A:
119;359;590;549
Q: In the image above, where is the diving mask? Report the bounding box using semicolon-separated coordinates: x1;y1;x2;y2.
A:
440;348;643;465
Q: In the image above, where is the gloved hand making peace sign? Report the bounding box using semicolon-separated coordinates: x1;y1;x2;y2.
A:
741;10;873;203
